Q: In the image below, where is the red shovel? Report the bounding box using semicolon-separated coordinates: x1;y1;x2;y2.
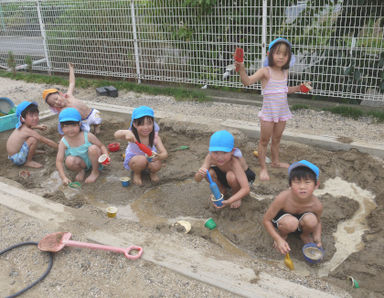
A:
135;141;153;156
38;232;143;260
234;48;244;72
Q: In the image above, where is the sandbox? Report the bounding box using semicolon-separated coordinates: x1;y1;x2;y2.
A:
1;107;383;296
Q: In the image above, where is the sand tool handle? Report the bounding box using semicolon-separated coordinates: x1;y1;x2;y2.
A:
135;141;153;156
64;240;143;260
206;170;214;184
206;170;222;200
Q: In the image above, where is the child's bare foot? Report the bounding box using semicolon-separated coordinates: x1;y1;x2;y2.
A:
300;233;314;244
271;162;290;168
230;200;241;208
149;172;159;184
24;161;42;168
75;169;86;182
85;171;99;183
259;168;270;181
133;172;142;186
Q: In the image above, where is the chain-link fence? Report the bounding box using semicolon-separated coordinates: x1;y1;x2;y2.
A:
0;0;383;102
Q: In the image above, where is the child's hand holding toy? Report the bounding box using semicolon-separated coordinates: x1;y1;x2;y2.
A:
234;48;244;72
124;130;136;142
299;82;313;93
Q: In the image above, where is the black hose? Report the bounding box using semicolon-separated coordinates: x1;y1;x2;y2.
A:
0;241;54;298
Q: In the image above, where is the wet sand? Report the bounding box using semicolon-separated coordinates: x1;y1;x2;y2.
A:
1;110;384;296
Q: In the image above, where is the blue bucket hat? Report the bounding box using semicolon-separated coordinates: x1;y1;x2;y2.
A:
263;37;296;67
16;101;38;129
59;108;82;123
209;130;234;153
130;105;155;128
288;160;320;180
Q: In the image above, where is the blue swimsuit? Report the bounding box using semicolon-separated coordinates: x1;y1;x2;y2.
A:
62;132;92;170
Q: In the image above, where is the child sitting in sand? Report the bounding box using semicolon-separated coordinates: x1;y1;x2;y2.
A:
263;160;323;255
6;101;58;168
194;130;255;209
56;108;108;184
43;63;102;134
114;106;168;186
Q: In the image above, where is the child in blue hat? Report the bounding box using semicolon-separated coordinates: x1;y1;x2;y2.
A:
56;107;108;184
6;101;58;168
194;130;255;209
114;106;168;185
235;38;312;181
263;160;323;255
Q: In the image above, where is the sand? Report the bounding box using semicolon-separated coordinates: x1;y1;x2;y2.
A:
1;77;384;297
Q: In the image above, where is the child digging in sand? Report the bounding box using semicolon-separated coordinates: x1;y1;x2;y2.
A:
7;101;58;168
43;63;102;134
195;130;254;209
114;106;168;185
56;108;108;184
263;160;323;255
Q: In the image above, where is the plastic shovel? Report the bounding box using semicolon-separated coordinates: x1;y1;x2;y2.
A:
234;47;244;71
38;232;143;260
284;252;294;270
135;141;152;156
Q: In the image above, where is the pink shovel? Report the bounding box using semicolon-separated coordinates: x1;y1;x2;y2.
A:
38;232;143;260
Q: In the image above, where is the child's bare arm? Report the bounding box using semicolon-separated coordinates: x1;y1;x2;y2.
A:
194;153;211;182
56;141;71;185
88;133;108;155
237;64;267;86
27;128;58;149
153;136;167;161
31;124;47;131
67;63;75;96
114;129;136;142
263;192;291;255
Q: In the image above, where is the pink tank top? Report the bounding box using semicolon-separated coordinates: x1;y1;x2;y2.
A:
258;67;292;123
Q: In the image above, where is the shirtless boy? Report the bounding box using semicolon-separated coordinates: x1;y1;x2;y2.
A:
263;160;322;255
195;130;252;209
6;101;58;168
43;63;102;134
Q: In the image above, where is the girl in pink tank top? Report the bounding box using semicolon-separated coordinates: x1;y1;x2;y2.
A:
235;38;311;181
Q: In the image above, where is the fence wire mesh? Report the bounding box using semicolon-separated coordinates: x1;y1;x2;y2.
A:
0;0;383;102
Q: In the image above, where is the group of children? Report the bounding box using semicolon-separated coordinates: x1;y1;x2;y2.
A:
5;38;323;256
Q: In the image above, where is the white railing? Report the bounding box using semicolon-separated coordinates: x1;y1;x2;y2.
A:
0;0;383;103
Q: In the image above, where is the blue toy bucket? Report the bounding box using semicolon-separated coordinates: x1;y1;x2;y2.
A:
0;98;17;132
0;97;15;115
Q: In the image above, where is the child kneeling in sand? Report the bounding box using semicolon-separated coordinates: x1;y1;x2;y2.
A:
263;160;323;255
114;106;168;186
7;101;58;168
56;108;108;184
43;63;102;134
195;130;255;209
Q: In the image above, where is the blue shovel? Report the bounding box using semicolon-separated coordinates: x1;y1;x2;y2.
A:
206;170;223;207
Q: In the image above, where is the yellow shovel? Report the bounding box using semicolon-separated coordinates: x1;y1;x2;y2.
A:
284;253;294;270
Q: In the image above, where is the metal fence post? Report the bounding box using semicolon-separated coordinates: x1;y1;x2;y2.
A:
261;0;267;67
36;0;51;75
130;0;141;84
